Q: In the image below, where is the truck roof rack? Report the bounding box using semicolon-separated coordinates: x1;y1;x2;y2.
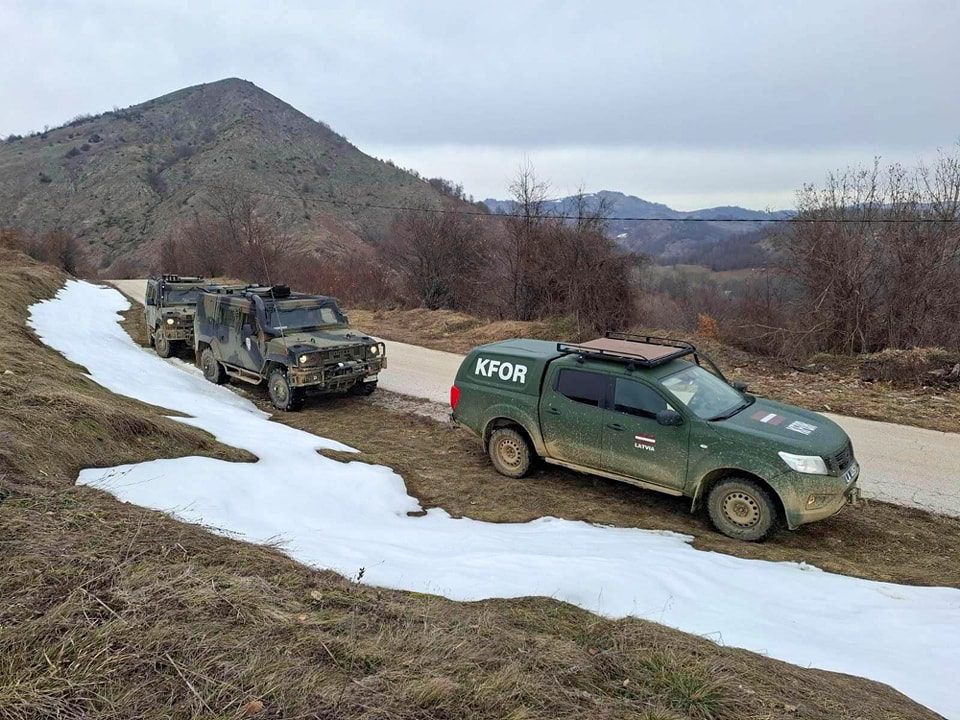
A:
160;274;204;283
243;284;292;299
557;332;696;368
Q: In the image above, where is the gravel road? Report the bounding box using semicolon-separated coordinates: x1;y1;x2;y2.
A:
109;279;960;516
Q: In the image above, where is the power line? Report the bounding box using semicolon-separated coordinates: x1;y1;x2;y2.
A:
211;185;960;224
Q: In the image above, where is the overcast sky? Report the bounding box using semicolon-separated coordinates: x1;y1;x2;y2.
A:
4;0;958;209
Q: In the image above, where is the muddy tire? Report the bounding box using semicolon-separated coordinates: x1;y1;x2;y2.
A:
350;380;377;396
488;427;533;478
201;348;227;385
268;368;304;411
707;477;780;542
154;329;174;358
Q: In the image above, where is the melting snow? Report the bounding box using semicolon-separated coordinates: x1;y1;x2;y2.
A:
27;281;960;718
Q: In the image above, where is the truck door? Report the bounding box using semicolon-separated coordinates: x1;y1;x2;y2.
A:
144;281;156;329
236;309;264;371
601;376;689;490
539;367;609;468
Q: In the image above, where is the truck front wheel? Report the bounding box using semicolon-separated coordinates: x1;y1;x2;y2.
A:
154;329;174;358
488;427;533;478
707;477;780;542
268;368;304;411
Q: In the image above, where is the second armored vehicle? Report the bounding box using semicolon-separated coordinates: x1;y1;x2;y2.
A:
144;275;209;358
194;285;386;410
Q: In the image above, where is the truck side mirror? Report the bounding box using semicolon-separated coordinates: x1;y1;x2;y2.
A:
656;409;683;426
732;380;748;392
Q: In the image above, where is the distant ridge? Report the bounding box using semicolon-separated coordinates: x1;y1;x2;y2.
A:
483;190;792;267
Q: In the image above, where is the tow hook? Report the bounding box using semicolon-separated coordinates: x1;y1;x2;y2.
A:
847;486;864;507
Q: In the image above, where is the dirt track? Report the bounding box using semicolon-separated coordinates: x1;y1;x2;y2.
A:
109;279;960;517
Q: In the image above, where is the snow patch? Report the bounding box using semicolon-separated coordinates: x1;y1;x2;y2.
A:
27;280;960;719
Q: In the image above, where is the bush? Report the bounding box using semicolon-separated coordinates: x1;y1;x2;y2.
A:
859;348;960;386
64;147;81;159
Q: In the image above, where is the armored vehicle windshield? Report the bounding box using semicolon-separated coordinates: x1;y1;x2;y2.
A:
263;301;346;333
163;287;204;305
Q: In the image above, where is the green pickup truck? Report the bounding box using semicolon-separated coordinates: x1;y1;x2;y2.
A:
451;333;861;541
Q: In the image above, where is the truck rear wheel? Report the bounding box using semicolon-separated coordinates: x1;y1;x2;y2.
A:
488;428;533;478
201;348;227;385
707;477;779;542
154;329;174;358
268;368;304;411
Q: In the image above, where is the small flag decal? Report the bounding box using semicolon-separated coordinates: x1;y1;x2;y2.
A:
751;410;784;425
634;433;657;451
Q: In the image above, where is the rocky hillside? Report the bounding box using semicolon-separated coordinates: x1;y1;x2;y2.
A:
0;78;449;272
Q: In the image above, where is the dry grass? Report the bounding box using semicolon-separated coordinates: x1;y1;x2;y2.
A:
0;251;251;492
0;256;941;719
4;490;935;720
350;308;960;434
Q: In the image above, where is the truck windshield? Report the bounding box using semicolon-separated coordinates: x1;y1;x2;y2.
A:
659;364;750;420
163;288;201;304
265;305;343;331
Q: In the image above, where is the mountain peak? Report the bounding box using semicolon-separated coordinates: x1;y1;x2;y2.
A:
0;79;451;272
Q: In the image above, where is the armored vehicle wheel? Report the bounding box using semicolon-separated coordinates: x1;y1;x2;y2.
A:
268;368;304;411
154;330;174;358
488;427;533;478
201;348;228;385
707;477;780;542
350;380;377;396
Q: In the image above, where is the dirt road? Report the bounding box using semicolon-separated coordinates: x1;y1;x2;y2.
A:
110;279;960;516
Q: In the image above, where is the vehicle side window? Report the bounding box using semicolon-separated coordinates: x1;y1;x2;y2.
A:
555;369;606;407
238;311;255;333
220;306;239;328
614;378;670;419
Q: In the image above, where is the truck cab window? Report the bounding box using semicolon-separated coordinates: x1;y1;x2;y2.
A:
555;369;606;407
614;378;670;418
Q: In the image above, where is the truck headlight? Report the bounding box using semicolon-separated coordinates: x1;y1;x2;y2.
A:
298;354;309;365
166;317;175;325
778;451;828;475
369;344;379;356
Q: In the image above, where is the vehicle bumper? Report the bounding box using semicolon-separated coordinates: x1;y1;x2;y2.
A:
781;462;862;529
287;359;384;390
159;327;193;341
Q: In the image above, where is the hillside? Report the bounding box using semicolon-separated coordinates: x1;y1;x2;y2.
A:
484;190;791;268
0;78;450;273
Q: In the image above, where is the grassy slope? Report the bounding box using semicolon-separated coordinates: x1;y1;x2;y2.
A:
349;307;960;434
0;255;940;719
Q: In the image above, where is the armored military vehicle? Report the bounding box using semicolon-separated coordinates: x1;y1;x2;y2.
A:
451;333;860;541
194;284;386;411
144;275;209;358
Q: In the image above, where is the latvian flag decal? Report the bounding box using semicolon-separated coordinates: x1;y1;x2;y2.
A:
635;433;657;450
751;410;784;425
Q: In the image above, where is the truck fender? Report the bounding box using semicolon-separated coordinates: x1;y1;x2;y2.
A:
480;404;546;457
265;352;290;370
688;464;790;518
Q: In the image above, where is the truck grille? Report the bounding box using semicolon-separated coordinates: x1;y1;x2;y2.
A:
825;442;854;475
326;346;364;362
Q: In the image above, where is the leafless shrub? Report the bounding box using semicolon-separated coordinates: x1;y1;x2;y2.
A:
381;205;489;311
726;147;960;357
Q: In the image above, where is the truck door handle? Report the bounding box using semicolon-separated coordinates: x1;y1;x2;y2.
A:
546;407;561;415
607;423;625;431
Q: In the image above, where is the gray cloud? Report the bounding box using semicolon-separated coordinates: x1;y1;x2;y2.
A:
3;0;957;207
